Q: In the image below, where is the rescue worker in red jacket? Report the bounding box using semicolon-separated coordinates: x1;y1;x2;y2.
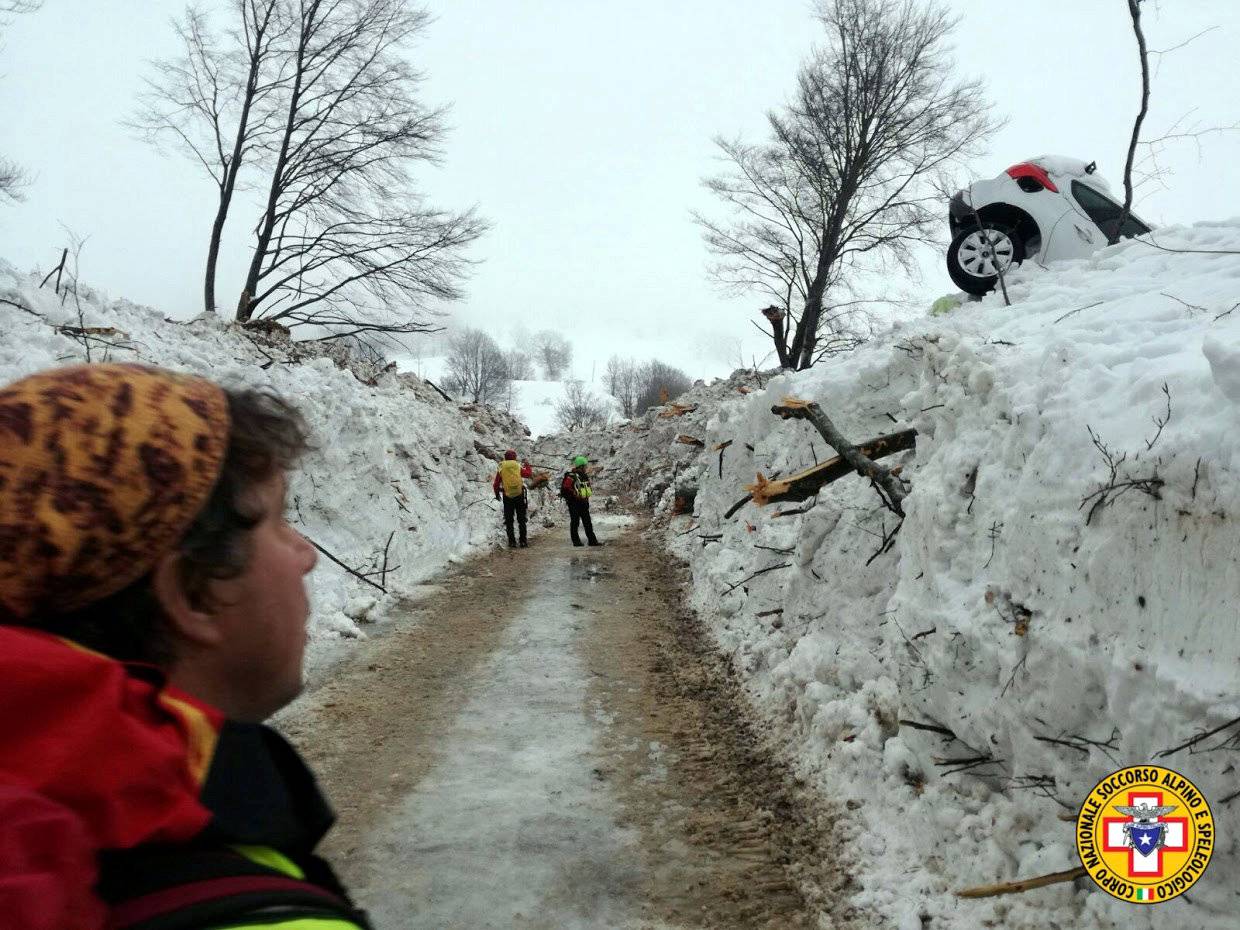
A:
561;455;602;547
492;449;532;548
0;363;370;930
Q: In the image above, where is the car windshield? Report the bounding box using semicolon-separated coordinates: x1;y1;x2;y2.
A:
1071;181;1150;240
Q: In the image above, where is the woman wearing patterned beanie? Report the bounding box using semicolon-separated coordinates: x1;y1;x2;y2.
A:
0;364;371;930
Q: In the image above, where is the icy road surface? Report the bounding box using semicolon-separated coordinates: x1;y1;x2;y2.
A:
283;514;851;929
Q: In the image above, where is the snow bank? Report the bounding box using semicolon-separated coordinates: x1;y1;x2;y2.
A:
601;223;1240;928
0;261;530;676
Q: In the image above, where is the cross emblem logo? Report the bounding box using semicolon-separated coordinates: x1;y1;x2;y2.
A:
1102;791;1189;878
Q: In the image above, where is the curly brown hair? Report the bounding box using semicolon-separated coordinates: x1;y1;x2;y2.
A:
40;388;311;665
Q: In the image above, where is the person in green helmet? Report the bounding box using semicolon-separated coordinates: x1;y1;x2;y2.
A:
559;455;601;547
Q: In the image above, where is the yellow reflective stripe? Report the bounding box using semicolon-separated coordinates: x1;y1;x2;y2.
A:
220;847;363;929
230;844;305;879
210;920;361;929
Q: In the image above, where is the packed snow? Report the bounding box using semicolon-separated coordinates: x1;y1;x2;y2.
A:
590;221;1240;929
0;261;534;676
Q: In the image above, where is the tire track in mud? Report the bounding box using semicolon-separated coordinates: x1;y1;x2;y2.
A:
581;521;859;929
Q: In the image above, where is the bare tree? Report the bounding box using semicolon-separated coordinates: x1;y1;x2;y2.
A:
635;360;691;415
131;1;289;314
604;355;640;418
443;327;509;404
532;330;572;380
502;348;535;381
0;1;41;203
0;158;29;203
228;0;485;339
696;0;998;370
1115;0;1150;245
555;380;612;432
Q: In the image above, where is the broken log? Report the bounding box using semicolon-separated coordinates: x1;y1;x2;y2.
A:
676;434;706;447
723;428;916;518
772;398;912;514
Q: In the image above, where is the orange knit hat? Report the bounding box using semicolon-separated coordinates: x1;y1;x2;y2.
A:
0;364;230;622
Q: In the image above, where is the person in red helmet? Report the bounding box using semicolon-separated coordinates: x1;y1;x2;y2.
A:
492;449;532;548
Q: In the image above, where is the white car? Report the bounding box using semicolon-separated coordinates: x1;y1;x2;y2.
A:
947;155;1151;295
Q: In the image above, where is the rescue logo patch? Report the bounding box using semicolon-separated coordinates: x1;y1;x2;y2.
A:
1076;765;1214;904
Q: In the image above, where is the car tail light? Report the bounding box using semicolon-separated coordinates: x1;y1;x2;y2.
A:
1006;162;1059;193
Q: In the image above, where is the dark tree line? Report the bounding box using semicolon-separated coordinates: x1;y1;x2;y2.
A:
604;356;692;417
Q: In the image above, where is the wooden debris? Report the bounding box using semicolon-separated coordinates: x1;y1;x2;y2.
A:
737;385;752;394
727;428;917;517
771;399;912;515
527;472;551;489
676;434;706;447
660;403;699;418
956;866;1086;899
776;396;812;411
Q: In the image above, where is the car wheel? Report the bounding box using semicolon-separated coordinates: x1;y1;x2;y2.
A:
947;224;1025;295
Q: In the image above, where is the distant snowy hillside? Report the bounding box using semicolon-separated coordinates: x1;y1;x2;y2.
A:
0;262;531;676
590;221;1240;929
391;353;620;440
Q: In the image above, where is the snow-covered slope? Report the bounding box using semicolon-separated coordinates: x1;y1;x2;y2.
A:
596;222;1240;929
0;262;530;675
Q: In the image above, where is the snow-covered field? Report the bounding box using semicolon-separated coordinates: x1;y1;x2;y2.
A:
0;262;530;675
598;222;1240;928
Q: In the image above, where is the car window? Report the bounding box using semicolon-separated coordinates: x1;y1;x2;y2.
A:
1071;181;1150;239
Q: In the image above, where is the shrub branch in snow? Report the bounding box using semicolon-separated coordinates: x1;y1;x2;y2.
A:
1080;384;1172;525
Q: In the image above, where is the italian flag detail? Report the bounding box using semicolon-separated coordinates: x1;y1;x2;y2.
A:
1136;888;1153;902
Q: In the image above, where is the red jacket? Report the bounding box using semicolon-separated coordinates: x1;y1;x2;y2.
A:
0;627;221;930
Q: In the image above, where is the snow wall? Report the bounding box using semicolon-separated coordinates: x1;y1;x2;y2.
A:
0;261;532;676
592;221;1240;930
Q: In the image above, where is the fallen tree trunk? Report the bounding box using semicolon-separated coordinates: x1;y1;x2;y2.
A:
724;427;916;519
771;398;912;514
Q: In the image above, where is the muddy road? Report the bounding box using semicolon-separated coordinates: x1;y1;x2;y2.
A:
282;515;856;929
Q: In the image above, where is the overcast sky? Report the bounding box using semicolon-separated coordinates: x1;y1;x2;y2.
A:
2;1;1239;382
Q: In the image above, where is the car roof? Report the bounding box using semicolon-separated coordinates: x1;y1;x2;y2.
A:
1023;155;1151;225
